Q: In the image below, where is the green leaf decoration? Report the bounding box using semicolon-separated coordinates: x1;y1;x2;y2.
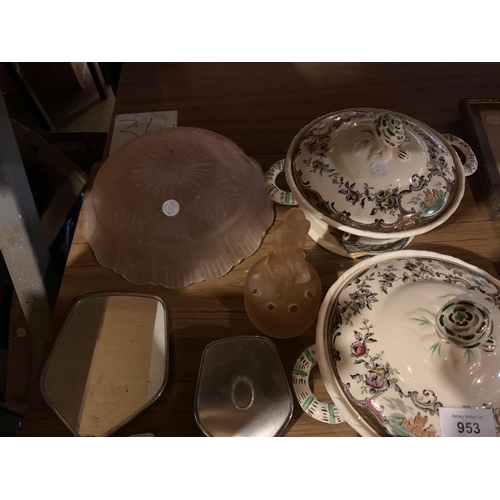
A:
410;317;432;326
328;404;336;424
302;396;314;411
293;369;308;377
430;342;442;357
304;348;314;363
464;349;476;362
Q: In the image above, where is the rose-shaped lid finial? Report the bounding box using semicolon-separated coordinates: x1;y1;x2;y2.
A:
435;300;493;349
376;113;407;148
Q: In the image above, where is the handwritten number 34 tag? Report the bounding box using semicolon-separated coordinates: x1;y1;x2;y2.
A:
439;408;497;437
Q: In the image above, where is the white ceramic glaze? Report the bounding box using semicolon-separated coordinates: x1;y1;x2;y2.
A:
292;345;344;425
265;108;477;258
316;250;500;437
304;206;414;258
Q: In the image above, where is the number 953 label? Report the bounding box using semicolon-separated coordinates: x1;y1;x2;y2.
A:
439;408;497;437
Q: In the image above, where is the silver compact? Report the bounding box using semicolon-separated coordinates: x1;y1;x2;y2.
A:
195;336;293;437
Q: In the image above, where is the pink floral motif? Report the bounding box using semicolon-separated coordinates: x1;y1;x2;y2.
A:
378;265;399;293
366;369;386;389
375;189;398;212
349;319;377;357
345;190;361;204
349;350;399;397
351;341;366;357
443;262;463;277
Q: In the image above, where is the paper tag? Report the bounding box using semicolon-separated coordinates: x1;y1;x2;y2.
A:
439;408;497;437
486;115;500;126
369;161;389;179
162;200;180;217
109;110;178;154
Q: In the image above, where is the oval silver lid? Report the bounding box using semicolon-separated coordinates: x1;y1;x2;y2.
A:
194;336;293;437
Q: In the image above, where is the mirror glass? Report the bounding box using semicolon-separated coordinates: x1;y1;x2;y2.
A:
41;294;168;436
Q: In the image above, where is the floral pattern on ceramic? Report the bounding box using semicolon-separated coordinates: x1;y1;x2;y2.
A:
350;319;377;357
327;226;411;259
324;253;500;437
293;110;459;232
292;345;343;425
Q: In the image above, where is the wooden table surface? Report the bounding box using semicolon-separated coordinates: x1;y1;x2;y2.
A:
22;63;500;436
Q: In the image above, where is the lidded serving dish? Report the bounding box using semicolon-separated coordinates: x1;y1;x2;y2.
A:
315;250;500;437
83;127;274;288
266;108;477;258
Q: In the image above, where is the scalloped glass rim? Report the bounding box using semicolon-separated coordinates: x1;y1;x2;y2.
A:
83;128;274;288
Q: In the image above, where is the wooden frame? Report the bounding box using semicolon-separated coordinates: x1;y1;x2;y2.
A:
460;98;500;220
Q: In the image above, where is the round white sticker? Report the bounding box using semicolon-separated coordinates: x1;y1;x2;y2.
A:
486;115;500;126
369;161;389;179
162;199;180;217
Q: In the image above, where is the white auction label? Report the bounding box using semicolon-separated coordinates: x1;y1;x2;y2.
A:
162;200;180;217
109;110;178;154
486;115;500;126
369;161;389;179
439;408;496;437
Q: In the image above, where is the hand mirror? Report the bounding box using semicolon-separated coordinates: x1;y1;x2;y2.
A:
40;293;168;436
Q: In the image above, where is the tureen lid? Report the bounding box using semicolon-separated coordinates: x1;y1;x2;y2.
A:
290;109;462;234
316;250;500;437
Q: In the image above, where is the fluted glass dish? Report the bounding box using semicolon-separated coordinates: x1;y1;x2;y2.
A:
83;127;274;288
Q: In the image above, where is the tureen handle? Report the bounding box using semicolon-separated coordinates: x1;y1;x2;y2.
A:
265;160;298;206
442;134;478;176
292;345;344;425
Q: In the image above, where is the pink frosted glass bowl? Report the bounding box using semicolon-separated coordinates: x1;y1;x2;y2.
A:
83;127;274;288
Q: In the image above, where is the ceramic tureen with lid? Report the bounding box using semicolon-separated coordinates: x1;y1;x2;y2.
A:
265;108;477;258
315;250;500;437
